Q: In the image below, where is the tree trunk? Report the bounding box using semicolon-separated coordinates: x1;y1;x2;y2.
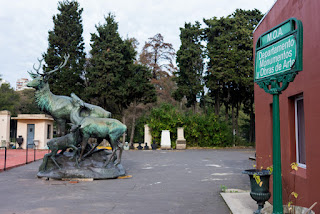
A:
215;92;220;116
103;97;107;112
235;102;239;139
225;103;229;122
201;92;207;115
129;100;137;146
192;103;196;114
225;88;231;122
232;104;235;145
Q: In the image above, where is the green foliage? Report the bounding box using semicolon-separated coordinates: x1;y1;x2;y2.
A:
0;83;20;115
147;103;182;148
174;22;204;110
127;64;156;105
16;89;42;114
126;63;156;144
137;103;233;147
44;0;86;96
183;111;232;147
220;185;227;192
85;13;146;116
203;9;263;142
134;114;148;143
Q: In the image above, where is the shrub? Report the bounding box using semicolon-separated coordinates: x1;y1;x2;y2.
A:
137;103;233;147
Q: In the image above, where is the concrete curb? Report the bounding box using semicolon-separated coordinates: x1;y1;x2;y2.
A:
221;190;272;214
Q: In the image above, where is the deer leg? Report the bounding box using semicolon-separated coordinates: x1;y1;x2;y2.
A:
69;146;78;160
78;139;88;162
69;145;80;168
82;138;104;159
41;154;50;171
48;148;60;169
82;143;98;159
50;156;61;169
114;142;124;166
103;145;117;167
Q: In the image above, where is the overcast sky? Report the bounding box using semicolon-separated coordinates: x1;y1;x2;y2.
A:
0;0;275;89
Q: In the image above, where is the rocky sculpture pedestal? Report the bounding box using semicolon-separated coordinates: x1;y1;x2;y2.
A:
37;150;125;180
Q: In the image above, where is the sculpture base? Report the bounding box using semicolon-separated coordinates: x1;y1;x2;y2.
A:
37;150;125;180
176;140;186;150
161;146;171;150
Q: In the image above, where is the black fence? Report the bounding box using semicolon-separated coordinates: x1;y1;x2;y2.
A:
0;145;49;171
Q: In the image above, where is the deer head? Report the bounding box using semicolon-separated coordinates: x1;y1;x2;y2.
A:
27;54;70;89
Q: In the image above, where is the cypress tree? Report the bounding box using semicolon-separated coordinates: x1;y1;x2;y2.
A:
43;0;86;96
173;22;204;112
204;9;263;142
85;13;133;115
85;13;156;143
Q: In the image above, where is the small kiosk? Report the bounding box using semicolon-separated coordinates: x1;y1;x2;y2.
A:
12;114;54;149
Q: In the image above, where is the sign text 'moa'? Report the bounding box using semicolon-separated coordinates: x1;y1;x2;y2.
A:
261;22;292;46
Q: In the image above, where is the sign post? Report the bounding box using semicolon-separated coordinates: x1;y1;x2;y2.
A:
255;18;303;214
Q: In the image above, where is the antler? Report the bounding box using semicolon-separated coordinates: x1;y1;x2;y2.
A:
27;58;44;78
46;54;70;75
33;58;44;75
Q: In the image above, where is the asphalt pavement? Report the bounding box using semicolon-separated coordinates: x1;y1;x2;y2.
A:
0;149;255;214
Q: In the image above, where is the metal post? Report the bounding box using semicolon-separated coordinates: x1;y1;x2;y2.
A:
34;144;36;161
26;146;28;164
4;147;7;171
272;94;283;214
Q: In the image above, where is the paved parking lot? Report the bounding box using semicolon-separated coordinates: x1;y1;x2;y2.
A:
0;149;255;214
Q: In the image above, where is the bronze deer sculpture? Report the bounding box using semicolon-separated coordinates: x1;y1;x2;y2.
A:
27;54;112;136
41;124;82;171
70;97;126;166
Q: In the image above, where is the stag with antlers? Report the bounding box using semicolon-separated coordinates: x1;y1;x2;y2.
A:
27;54;112;136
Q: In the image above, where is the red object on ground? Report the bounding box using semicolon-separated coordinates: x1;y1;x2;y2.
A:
0;149;49;171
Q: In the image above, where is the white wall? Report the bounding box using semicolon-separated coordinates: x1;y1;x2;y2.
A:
0;111;11;145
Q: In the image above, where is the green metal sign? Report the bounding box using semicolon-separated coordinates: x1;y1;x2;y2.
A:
256;35;296;80
254;18;303;214
261;21;291;46
255;18;303;84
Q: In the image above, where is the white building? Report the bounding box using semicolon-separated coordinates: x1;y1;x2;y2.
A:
0;111;11;147
16;78;31;91
12;114;54;149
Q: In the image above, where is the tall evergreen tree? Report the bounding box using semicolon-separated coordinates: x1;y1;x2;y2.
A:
204;9;263;142
232;9;263;142
204;16;235;117
43;0;86;96
85;13;135;115
127;64;156;145
85;13;157;143
173;22;204;112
